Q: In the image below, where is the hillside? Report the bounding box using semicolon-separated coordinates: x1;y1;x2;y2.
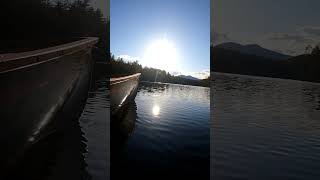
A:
215;42;291;60
177;75;200;81
211;44;320;82
211;46;291;79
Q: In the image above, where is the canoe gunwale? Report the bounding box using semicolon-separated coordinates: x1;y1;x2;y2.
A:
110;73;141;85
0;37;99;73
111;73;141;117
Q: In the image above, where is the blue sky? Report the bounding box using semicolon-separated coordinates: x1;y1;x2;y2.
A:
111;0;210;79
212;0;320;55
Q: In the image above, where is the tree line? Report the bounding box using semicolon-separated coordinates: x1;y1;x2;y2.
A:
110;54;210;87
212;43;320;83
1;0;109;54
305;44;320;55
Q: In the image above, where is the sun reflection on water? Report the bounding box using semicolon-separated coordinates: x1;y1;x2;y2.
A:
152;105;160;116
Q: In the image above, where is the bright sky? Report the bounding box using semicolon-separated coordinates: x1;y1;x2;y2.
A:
212;0;320;56
111;0;210;79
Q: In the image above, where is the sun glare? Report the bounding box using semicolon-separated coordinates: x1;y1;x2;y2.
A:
143;38;178;71
152;105;160;116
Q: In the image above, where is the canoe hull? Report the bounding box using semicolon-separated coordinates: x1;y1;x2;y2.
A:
110;73;141;118
0;37;98;170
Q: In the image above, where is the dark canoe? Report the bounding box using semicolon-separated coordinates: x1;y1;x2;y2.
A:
110;73;141;118
0;37;98;170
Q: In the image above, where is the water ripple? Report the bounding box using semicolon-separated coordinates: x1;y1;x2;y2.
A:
113;82;210;179
212;72;320;180
79;78;109;180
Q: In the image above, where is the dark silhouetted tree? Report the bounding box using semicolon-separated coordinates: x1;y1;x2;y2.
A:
305;45;313;54
1;0;108;54
311;45;320;56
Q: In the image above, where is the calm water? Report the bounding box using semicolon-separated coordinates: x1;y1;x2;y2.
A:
112;82;210;179
79;78;109;180
212;72;320;180
7;76;109;180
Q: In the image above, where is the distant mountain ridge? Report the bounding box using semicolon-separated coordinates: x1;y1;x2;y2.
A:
211;42;320;83
177;75;200;81
215;42;291;60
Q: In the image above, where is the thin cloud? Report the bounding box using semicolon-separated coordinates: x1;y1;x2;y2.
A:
170;71;182;76
189;70;210;80
171;70;209;80
267;26;320;44
267;33;314;44
212;32;231;45
116;54;140;62
299;26;320;37
265;26;320;55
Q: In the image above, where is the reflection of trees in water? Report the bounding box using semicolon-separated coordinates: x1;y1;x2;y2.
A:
5;108;90;180
2;64;94;180
139;82;210;103
111;101;137;179
111;101;137;147
79;77;109;180
139;82;169;94
302;85;320;111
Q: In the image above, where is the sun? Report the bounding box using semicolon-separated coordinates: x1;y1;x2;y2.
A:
143;38;179;71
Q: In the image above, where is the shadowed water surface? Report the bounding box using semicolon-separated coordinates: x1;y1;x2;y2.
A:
212;72;320;180
112;82;210;179
4;76;109;180
79;78;109;180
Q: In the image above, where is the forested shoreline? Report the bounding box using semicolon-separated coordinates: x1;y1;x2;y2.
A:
211;44;320;83
1;0;109;55
111;54;210;87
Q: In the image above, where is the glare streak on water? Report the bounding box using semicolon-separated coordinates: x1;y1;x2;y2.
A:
212;72;320;180
79;78;109;180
